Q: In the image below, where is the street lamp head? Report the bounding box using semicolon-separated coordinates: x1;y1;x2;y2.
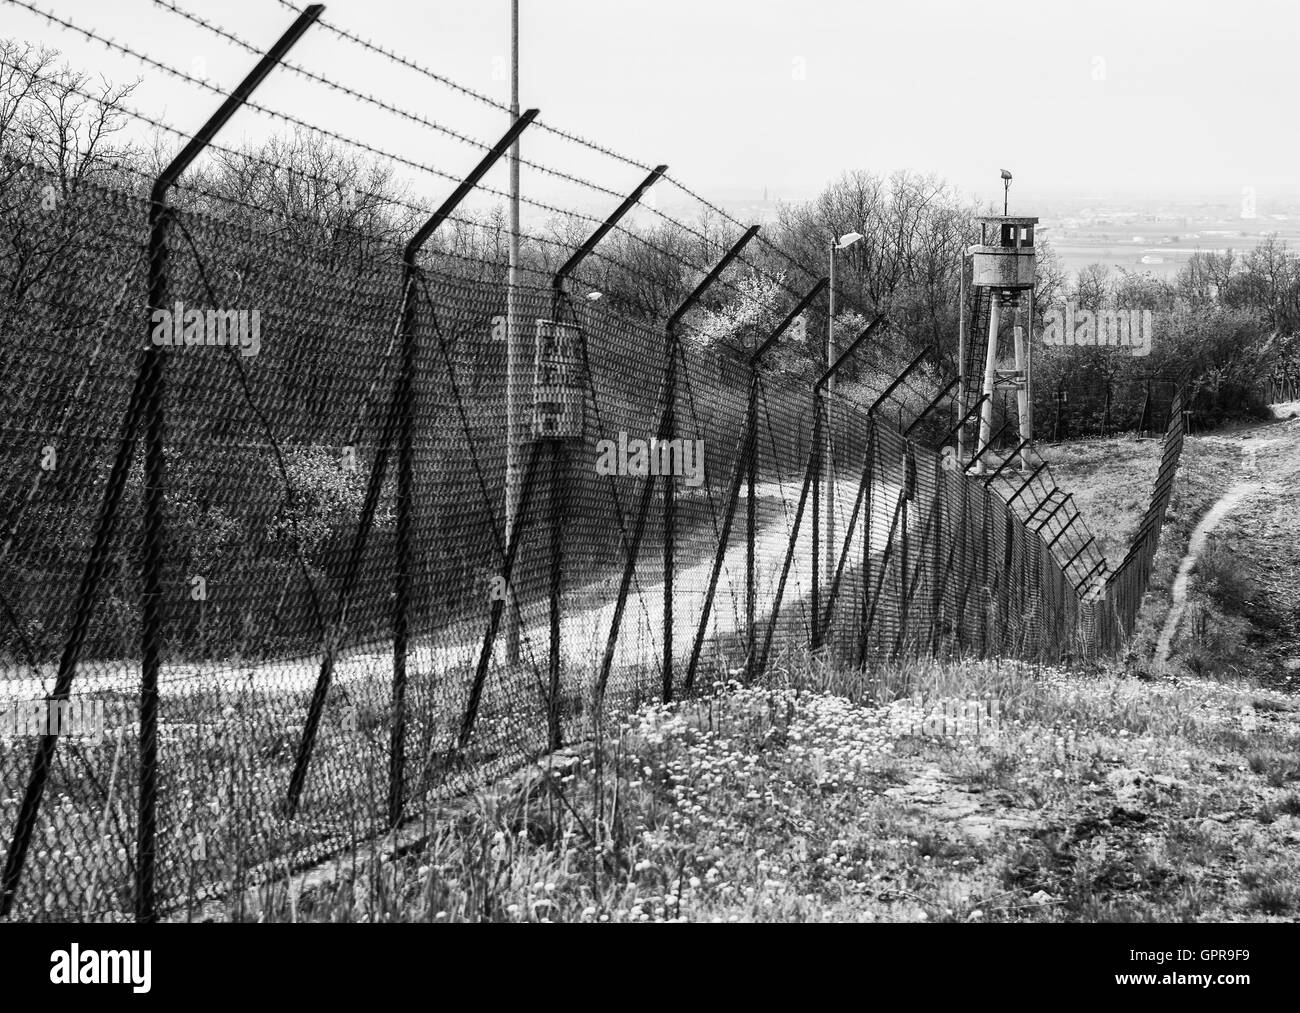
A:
836;231;864;249
1000;169;1013;181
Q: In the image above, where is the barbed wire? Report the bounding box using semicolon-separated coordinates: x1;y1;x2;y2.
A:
6;0;791;308
0;57;581;286
145;0;785;308
1;57;769;320
151;0;635;206
256;0;826;302
267;0;660;177
5;0;887;351
2;0;611;228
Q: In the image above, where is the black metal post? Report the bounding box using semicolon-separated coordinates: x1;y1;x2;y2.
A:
898;477;910;656
456;442;543;753
819;434;876;643
859;491;906;660
546;165;666;725
744;279;827;679
546;441;563;750
684;424;751;693
290;109;537;820
746;374;758;678
0;4;323;924
755;444;817;678
810;393;821;649
858;424;876;665
811;315;886;649
661;225;759;700
1005;462;1049;509
553;165;667;294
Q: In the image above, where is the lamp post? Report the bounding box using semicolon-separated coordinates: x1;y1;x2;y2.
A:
505;0;523;663
825;231;863;587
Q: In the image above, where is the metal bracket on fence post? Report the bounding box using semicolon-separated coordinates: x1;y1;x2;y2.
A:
936;394;989;450
902;376;960;439
866;345;932;419
1062;535;1096;574
1046;510;1080;550
811;315;887;648
962;420;1011;475
553;165;667;302
1077;557;1107;593
288;109;538;823
1023;487;1062;527
0;3;324;924
389;108;537;823
982;438;1030;487
1005;461;1049;509
1033;494;1073;534
660;225;759;701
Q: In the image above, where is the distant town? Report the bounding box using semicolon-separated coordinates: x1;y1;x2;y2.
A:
657;187;1300;284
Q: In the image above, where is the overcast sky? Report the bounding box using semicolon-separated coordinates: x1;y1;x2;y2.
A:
6;0;1298;217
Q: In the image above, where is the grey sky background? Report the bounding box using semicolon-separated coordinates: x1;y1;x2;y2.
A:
5;0;1298;217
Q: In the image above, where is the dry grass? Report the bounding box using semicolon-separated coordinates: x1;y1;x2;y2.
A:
207;421;1300;924
228;657;1300;923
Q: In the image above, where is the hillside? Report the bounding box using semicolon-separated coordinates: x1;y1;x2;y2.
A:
240;407;1300;922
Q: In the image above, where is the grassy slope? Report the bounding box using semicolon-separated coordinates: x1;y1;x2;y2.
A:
236;415;1300;923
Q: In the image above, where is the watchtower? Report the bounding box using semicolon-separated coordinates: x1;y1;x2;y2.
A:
965;177;1037;473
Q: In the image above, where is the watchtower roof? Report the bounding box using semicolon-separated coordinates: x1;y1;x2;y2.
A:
975;214;1039;226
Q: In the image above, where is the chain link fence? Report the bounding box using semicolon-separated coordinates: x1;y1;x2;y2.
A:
1;154;1187;922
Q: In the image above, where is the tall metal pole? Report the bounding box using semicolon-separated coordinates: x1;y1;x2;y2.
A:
825;242;836;595
1025;287;1035;466
977;295;1002;474
504;0;524;664
957;250;967;462
1013;299;1031;471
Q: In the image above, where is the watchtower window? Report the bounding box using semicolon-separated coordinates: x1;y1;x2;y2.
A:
1020;225;1034;247
1000;224;1016;247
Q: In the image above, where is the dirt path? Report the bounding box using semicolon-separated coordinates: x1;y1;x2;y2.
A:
1161;404;1300;683
0;475;900;706
1155;480;1261;665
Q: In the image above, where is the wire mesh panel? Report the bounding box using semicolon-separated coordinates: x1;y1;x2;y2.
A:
1;149;1194;922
